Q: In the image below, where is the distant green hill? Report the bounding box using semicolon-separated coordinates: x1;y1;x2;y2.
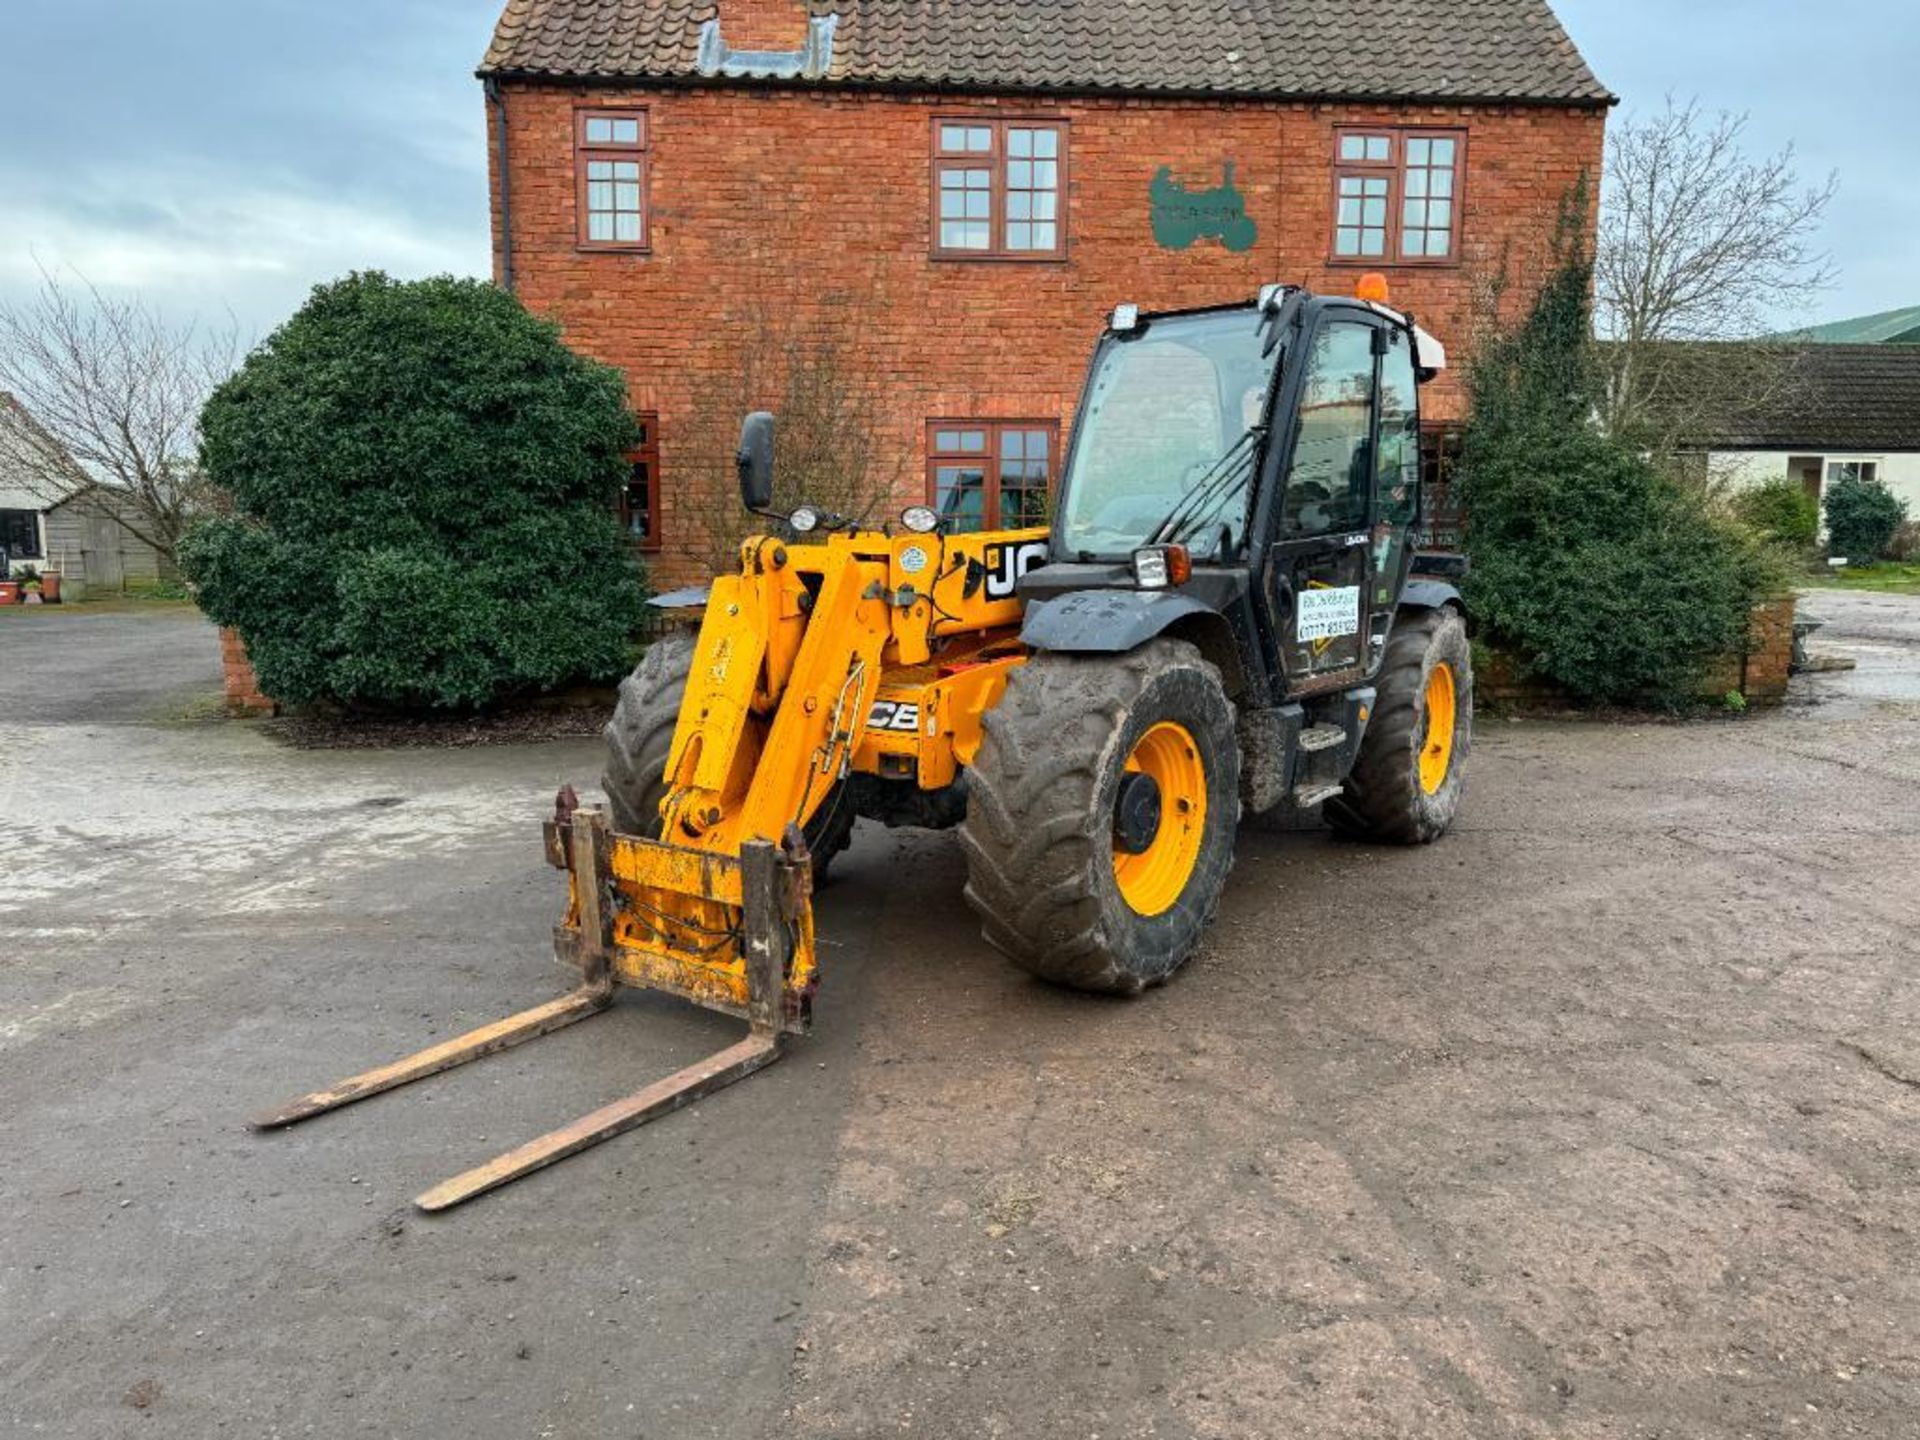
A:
1769;305;1920;345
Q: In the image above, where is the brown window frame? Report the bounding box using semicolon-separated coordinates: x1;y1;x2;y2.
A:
619;412;662;552
1329;126;1466;268
930;118;1069;262
576;107;650;252
925;420;1060;531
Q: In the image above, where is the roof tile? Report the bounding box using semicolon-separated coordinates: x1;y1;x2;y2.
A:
480;0;1613;104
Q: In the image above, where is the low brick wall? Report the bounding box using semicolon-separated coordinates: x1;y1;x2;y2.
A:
218;628;275;717
1477;594;1799;711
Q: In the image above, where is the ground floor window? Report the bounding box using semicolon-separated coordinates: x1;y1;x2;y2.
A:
1416;422;1466;551
0;508;41;561
1826;459;1880;488
926;421;1057;532
620;413;661;552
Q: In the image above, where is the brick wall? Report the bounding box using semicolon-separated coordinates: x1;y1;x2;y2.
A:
492;80;1606;584
1476;595;1802;711
218;627;275;717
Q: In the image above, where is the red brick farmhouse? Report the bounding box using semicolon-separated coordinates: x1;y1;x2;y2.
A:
479;0;1612;581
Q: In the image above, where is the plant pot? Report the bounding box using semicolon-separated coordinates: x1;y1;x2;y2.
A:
40;573;61;603
0;582;19;605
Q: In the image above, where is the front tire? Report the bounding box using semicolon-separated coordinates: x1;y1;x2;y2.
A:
603;633;855;879
959;639;1240;995
1325;607;1472;844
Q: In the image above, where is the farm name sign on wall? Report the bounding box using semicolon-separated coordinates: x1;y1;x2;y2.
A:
1150;163;1257;252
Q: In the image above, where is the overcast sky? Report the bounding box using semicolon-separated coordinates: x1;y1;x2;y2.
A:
0;0;1911;338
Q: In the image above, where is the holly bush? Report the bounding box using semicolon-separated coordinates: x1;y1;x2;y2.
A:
1458;255;1778;709
181;273;646;709
1824;471;1908;563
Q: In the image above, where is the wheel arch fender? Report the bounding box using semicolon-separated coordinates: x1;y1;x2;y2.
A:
1020;591;1246;694
1399;578;1465;619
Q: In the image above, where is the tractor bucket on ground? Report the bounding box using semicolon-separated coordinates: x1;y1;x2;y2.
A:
251;790;814;1212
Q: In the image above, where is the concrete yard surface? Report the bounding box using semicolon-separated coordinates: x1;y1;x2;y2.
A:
2;603;1918;1437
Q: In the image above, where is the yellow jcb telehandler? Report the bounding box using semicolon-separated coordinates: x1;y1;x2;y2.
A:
256;281;1471;1209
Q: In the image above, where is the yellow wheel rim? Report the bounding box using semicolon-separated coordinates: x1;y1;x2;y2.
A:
1113;722;1208;917
1419;662;1457;795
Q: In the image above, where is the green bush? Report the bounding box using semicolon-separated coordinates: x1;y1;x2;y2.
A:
1824;471;1908;563
181;273;646;709
1732;477;1820;550
1458;252;1777;709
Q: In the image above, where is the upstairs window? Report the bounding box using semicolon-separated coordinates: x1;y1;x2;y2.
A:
932;120;1066;259
577;109;648;249
1332;128;1463;264
927;421;1057;531
620;413;661;550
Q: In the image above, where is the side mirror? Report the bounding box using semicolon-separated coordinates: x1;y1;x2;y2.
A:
736;412;776;515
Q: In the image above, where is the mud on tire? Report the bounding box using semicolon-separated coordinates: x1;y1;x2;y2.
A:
1325;607;1471;844
959;638;1240;995
602;632;854;878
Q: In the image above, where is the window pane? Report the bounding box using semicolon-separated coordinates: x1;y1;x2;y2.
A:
1001;429;1025;461
1405;168;1427;198
1403;231;1426;258
1007;222;1033;249
1403;199;1425;228
1361;231;1384;256
586;118;613;143
1431;168;1453;198
1427;229;1450;257
588;182;612;211
1431;138;1455;165
940;125;969;151
1033;129;1058;159
589;213;614;242
588;160;612;180
613;160;640;181
1362;198;1385;227
1285;322;1377;535
1008;159;1031;188
615;182;641;210
1008;129;1032;158
1034;160;1057;188
1336;227;1361;255
1366;136;1389;162
940;221;988;249
959;431;987;452
966;191;989;219
614;213;641;242
1406;137;1430;166
1429;199;1451;228
1033;222;1057;250
1340;135;1367;161
936;464;987;532
613;118;640;144
966;127;991;151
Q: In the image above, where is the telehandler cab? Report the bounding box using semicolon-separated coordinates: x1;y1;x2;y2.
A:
256;281;1470;1209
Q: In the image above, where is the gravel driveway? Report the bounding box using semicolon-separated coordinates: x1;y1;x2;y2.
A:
2;596;1916;1438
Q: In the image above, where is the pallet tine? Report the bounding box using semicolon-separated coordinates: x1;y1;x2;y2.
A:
411;838;795;1213
250;806;620;1132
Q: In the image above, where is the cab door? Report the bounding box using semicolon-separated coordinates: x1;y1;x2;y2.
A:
1261;312;1383;692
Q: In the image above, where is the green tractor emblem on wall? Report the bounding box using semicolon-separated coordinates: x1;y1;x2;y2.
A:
1150;162;1257;252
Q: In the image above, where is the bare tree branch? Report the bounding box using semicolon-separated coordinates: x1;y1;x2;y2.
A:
1596;97;1836;447
0;264;238;560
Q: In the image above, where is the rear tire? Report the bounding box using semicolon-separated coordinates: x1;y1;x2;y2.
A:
959;639;1240;995
1325;607;1471;844
602;633;855;879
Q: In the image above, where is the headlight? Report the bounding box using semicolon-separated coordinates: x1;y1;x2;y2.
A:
789;505;820;534
900;505;939;534
1132;544;1191;589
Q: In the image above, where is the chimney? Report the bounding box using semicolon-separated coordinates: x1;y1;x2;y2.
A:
721;0;814;51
